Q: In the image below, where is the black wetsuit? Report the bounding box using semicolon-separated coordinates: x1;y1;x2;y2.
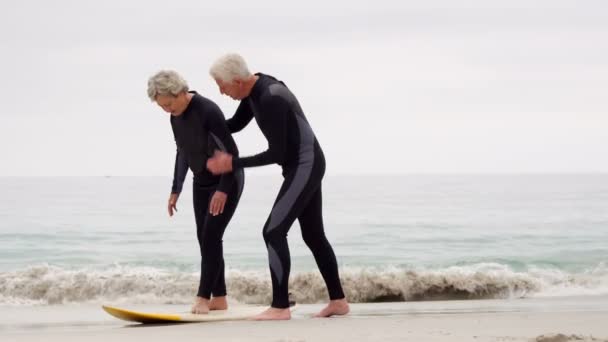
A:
228;74;345;308
171;92;244;299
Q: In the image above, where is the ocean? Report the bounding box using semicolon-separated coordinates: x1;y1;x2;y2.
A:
1;174;607;306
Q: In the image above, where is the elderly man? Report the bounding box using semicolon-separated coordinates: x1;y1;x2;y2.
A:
147;70;244;314
206;54;349;320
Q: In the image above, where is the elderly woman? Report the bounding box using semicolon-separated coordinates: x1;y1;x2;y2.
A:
147;70;244;314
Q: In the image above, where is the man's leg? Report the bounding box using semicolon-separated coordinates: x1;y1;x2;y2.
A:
252;169;320;320
298;185;349;317
298;185;345;300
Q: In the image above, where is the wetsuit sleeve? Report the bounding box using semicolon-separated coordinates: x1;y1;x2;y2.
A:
232;96;287;169
206;104;240;194
171;148;188;194
226;99;254;133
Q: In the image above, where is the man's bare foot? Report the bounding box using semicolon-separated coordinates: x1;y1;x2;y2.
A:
250;307;291;321
191;296;210;314
208;296;228;310
314;299;350;318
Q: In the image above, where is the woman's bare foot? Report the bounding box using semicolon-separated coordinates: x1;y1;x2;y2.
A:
208;296;228;310
314;299;350;318
191;296;210;314
250;307;291;321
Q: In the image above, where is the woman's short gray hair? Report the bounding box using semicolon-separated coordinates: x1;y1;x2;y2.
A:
147;70;189;101
209;53;252;82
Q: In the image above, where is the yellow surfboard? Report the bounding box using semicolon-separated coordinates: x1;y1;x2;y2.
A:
102;305;293;324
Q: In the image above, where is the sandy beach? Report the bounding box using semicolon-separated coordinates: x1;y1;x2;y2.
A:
2;296;607;342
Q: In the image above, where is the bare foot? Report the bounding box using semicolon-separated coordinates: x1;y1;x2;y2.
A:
250;307;291;321
209;296;228;310
314;299;350;318
191;296;210;314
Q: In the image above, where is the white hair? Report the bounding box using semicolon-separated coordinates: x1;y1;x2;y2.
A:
147;70;189;101
209;53;252;82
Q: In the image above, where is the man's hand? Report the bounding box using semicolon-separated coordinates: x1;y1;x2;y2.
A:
168;193;179;217
209;191;228;216
207;150;233;175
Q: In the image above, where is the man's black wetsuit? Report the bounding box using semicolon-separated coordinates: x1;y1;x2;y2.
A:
171;92;244;299
227;74;345;308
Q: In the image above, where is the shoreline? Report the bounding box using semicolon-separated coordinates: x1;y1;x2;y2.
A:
2;296;607;342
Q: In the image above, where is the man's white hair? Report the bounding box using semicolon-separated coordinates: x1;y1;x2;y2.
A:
209;53;252;82
147;70;189;101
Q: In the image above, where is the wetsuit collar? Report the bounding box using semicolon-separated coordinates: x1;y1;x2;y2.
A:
248;73;266;100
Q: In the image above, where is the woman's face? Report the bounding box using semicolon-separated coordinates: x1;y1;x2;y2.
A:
155;92;188;116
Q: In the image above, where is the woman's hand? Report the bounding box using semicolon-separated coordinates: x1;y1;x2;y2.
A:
168;193;179;217
209;191;228;216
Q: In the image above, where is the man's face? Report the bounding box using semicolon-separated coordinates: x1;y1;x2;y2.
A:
156;93;187;116
215;78;243;100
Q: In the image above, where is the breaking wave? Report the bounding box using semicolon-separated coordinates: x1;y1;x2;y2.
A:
1;262;607;306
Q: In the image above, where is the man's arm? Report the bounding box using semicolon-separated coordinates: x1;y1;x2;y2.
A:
226;99;254;133
232;95;288;169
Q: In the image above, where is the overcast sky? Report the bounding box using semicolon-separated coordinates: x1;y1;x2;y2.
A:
1;0;606;176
